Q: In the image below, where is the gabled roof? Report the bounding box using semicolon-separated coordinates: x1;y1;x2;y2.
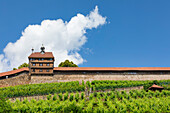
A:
149;84;164;89
1;67;170;78
28;52;54;58
54;67;170;71
0;67;29;77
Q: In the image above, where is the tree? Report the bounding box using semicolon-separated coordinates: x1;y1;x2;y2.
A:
58;60;78;67
13;68;17;70
13;63;29;70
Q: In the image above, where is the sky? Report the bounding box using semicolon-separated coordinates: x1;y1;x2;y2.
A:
1;0;170;72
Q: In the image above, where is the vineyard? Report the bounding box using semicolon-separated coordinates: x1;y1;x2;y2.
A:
0;81;85;98
0;80;170;112
90;80;170;91
2;90;170;112
0;80;169;98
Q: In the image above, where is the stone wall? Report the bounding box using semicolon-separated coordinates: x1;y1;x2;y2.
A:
0;72;30;87
30;73;170;84
1;72;170;86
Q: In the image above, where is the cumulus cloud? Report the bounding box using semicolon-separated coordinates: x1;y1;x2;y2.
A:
0;6;106;72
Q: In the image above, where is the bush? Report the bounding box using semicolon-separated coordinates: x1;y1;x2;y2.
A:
58;93;63;101
53;94;57;101
69;93;74;101
75;92;79;102
81;92;84;100
64;92;69;101
0;95;12;113
47;94;51;100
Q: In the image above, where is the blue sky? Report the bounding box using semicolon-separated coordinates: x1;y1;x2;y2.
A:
1;0;170;69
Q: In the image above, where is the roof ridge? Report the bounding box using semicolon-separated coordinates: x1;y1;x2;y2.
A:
0;67;29;77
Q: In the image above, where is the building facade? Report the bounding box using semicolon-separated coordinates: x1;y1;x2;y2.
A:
28;45;55;75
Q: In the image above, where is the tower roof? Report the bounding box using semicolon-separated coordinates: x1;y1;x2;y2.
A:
28;52;54;58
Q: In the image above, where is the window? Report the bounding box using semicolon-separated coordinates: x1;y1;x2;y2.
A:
33;58;35;61
39;69;42;72
30;58;32;61
42;58;44;61
125;72;137;75
39;63;43;66
32;63;36;66
47;69;49;72
50;58;53;61
33;69;35;72
47;63;50;66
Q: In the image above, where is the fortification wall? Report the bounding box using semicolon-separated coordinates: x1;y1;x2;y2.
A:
30;73;170;84
0;72;30;87
1;72;170;86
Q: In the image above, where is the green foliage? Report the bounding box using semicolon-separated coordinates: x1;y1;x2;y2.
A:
0;95;12;113
75;92;79;102
81;92;84;100
53;94;57;101
82;80;85;86
69;93;74;101
0;81;85;98
13;63;29;70
89;93;93;100
7;90;170;112
58;60;78;67
13;68;17;70
47;94;52;100
91;80;170;91
58;93;63;101
64;92;68;101
86;81;91;88
18;63;29;69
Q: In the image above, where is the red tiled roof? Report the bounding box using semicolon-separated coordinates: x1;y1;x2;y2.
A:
54;67;170;71
28;52;54;58
149;84;164;89
0;67;29;77
1;67;170;78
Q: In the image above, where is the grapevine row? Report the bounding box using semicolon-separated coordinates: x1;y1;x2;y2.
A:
3;90;170;112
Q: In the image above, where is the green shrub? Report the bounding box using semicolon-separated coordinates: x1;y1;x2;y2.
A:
53;94;57;101
58;93;63;101
64;92;69;101
69;93;74;101
75;92;79;102
0;95;12;113
47;94;52;100
81;92;84;99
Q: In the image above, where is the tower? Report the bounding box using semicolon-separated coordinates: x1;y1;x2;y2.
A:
28;45;55;76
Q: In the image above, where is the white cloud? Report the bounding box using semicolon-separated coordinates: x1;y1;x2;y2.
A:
0;6;106;72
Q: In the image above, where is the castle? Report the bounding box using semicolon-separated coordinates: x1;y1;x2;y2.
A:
0;45;170;87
